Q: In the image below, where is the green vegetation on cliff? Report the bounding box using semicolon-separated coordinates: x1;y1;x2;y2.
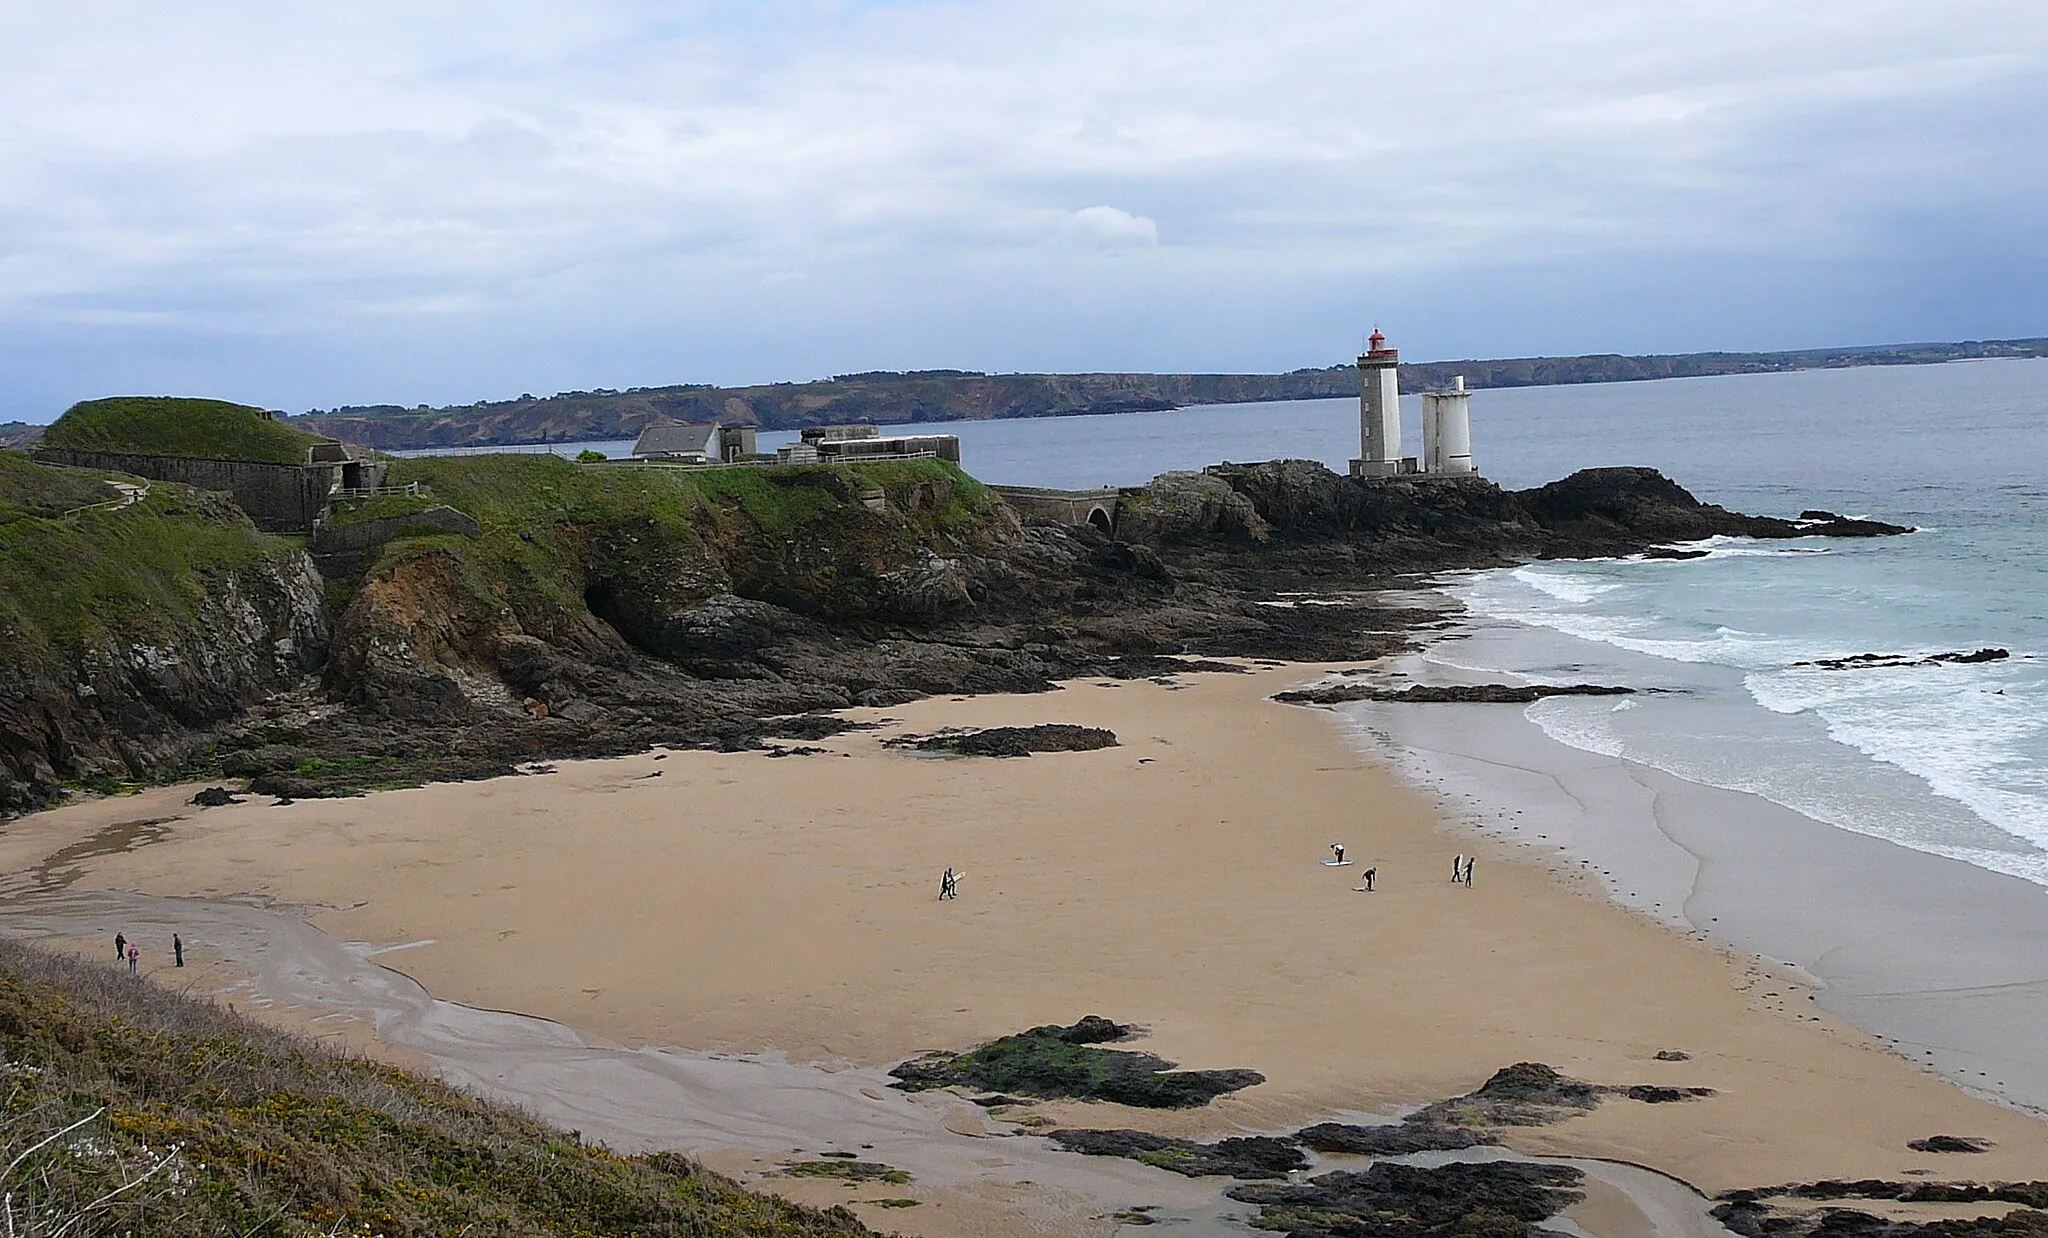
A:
0;451;326;813
42;396;327;464
0;452;291;653
0;936;870;1237
352;453;1008;632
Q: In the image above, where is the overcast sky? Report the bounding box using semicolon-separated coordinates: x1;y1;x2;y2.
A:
3;0;2045;419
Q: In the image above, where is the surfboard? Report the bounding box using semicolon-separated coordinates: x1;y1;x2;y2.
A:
1322;859;1353;867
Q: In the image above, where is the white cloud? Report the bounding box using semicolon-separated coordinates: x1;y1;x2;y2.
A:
0;0;2044;413
1060;206;1159;250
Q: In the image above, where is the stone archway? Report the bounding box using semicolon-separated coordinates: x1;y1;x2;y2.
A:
1086;506;1113;535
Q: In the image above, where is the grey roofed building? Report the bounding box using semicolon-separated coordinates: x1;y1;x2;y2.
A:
631;421;718;459
630;421;756;462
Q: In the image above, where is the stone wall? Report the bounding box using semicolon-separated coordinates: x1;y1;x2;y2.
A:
31;448;337;532
990;484;1120;534
309;505;480;576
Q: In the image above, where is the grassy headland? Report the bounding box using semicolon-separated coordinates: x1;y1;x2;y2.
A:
41;397;327;464
0;451;295;657
346;453;1008;632
0;936;870;1237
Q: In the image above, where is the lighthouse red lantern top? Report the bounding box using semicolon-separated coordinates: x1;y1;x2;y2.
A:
1367;327;1392;357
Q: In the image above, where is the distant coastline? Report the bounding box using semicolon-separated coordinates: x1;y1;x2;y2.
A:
3;336;2043;452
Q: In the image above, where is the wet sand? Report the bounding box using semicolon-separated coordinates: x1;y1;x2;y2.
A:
4;665;2046;1234
1366;617;2048;1118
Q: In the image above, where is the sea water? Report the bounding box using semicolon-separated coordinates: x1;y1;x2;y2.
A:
426;360;2048;893
1428;359;2048;892
903;360;2048;899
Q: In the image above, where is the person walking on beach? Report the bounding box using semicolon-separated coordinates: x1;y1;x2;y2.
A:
939;867;956;900
1462;857;1475;887
114;931;126;963
1452;855;1464;883
173;934;184;968
126;943;139;975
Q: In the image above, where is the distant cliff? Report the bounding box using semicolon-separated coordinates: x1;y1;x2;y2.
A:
288;369;1355;450
283;337;2048;451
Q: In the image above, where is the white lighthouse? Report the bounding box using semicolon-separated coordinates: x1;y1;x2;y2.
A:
1421;375;1476;475
1351;327;1407;478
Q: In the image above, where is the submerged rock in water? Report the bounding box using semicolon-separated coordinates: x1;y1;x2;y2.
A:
1795;649;2009;670
1273;682;1634;706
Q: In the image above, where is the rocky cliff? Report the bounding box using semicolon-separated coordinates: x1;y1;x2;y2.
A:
1;445;1907;808
0;453;327;813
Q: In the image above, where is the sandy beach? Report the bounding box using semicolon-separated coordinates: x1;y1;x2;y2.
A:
5;662;2046;1233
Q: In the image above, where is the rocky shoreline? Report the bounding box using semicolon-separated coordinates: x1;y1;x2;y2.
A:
0;457;1911;812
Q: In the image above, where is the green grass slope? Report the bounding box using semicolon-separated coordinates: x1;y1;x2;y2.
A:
42;396;328;465
351;453;1008;633
0;452;289;655
0;936;873;1237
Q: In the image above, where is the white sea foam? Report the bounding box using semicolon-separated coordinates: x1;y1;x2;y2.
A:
1746;666;2048;853
1526;692;2048;887
1506;566;1620;604
1448;536;2048;889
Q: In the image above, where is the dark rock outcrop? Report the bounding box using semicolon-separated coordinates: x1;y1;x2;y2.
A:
888;1019;1263;1108
761;714;880;741
1908;1136;1994;1154
1715;1180;2048;1238
1294;1121;1486;1156
1796;649;2009;670
0;465;329;814
885;725;1119;757
1274;682;1635;706
1227;1161;1586;1238
1047;1130;1306;1179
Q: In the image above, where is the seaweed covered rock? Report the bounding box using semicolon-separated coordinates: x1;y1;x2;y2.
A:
888;1018;1263;1108
888;725;1120;757
1294;1121;1488;1155
1227;1161;1585;1238
1047;1129;1305;1178
1412;1062;1603;1127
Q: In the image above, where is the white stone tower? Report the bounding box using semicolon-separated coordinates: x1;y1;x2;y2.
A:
1352;327;1404;478
1420;375;1476;475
